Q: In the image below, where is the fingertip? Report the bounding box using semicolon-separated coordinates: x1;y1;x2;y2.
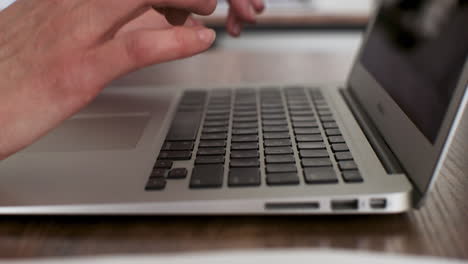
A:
197;28;216;44
230;0;256;24
252;0;265;13
226;9;241;37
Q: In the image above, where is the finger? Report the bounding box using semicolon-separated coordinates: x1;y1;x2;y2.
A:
227;0;256;24
77;0;217;41
84;26;216;87
226;9;241;37
116;9;171;37
250;0;265;13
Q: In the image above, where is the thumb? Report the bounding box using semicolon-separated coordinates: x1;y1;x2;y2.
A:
85;26;216;87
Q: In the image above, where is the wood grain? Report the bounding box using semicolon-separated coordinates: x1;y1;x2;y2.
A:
1;50;467;259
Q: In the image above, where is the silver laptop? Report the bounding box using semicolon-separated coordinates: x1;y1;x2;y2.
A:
1;1;467;214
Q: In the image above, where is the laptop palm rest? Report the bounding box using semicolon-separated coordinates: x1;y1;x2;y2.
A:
24;114;150;152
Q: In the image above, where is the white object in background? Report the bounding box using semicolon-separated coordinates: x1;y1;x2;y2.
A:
0;0;15;10
1;249;466;264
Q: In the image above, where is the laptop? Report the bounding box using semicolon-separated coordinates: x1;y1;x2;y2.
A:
1;1;467;214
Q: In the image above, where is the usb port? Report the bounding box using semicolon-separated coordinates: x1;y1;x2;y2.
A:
370;198;387;209
331;199;359;210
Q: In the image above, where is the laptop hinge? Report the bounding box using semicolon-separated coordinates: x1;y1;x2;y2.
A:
340;88;404;175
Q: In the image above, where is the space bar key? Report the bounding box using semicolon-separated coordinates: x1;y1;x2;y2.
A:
166;111;203;141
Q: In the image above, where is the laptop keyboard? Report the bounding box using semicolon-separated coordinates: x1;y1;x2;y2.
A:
145;87;363;191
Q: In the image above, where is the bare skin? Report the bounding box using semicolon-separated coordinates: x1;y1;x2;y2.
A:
0;0;264;159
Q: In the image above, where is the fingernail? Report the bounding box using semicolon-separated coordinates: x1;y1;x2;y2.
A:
198;28;216;43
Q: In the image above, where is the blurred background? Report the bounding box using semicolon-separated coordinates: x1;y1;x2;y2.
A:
201;0;376;53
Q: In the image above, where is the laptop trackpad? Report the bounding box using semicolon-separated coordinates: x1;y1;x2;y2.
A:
25;114;150;152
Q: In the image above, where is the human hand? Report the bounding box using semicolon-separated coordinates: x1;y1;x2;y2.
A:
132;0;266;38
227;0;265;37
0;0;216;159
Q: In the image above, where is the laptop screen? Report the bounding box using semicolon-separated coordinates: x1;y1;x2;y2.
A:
361;0;468;143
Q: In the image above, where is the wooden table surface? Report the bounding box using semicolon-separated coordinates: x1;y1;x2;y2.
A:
1;49;467;260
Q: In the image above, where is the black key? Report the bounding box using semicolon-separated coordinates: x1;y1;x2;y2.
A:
162;141;194;151
265;155;295;164
230;158;260;167
299;149;329;158
206;109;230;115
261;108;285;114
296;135;323;142
235;106;257;111
303;167;338;184
231;135;259;142
332;143;349;152
329;136;345;143
263;132;290;139
229;168;261;187
323;122;338;129
261;103;283;109
313;100;327;106
232;128;258;135
145;177;166;190
190;164;224;188
205;114;230;121
195;156;225;164
235;102;256;108
298;142;326;150
263;126;289;132
318;110;332;116
151;168;168;178
326;129;342;136
197;148;225;156
264;139;291;147
204;120;229;127
292;121;319;128
287;101;309;106
302;158;332;167
264;147;293;155
289;106;312;111
342;170;363;183
166;111;203;141
158;151;192;160
231;150;259;158
154;160;173;169
266;173;300;185
233;116;257;122
203;127;228;133
316;104;329;110
335;152;353;161
339;160;358;170
262;120;287;126
201;133;227;140
231;142;259;150
198;140;226;148
207;105;230;111
294;128;321;135
232;122;258;129
291;116;316;122
167;168;188;179
320;116;335;122
262;114;287;120
289;111;315;117
266;164;297;173
234;111;257;117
